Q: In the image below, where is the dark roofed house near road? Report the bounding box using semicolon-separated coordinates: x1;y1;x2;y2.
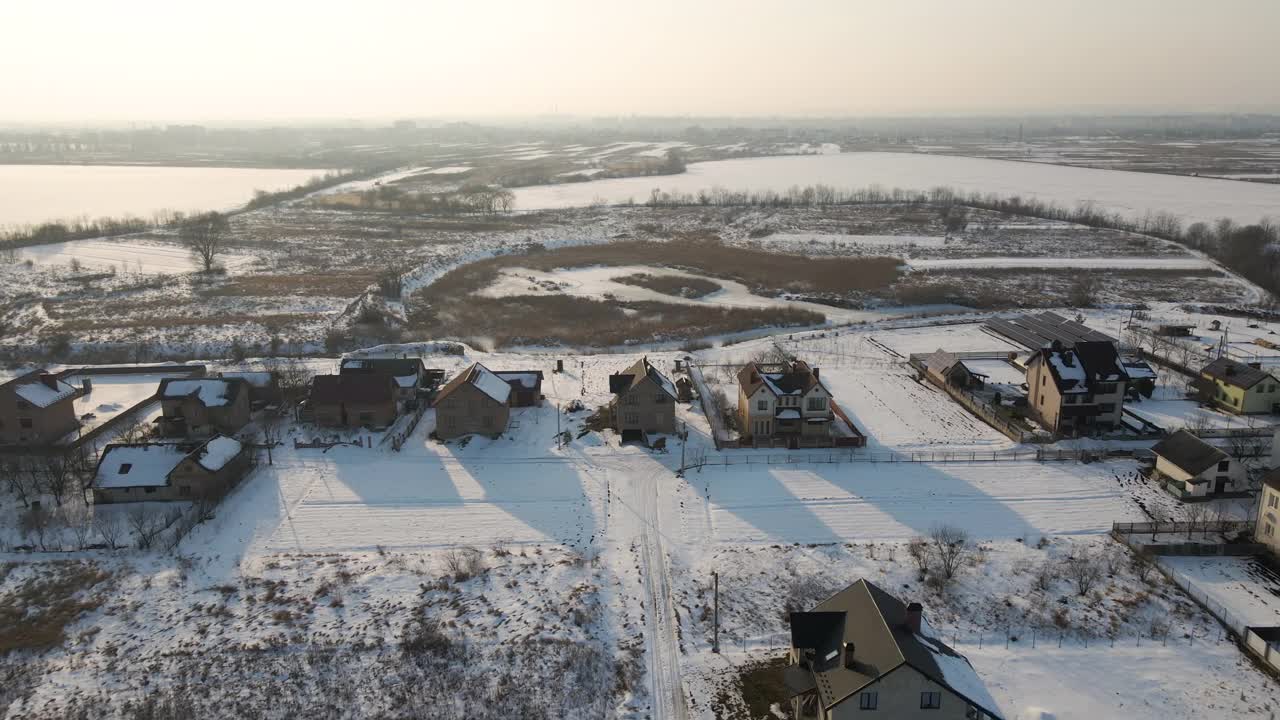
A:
340;357;434;410
788;579;1004;720
309;374;398;429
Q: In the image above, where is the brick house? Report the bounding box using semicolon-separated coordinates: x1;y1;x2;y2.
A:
339;357;434;409
91;435;250;504
157;378;251;438
609;358;677;440
434;363;512;439
737;360;833;447
0;371;80;446
787;579;1004;720
309;374;398;429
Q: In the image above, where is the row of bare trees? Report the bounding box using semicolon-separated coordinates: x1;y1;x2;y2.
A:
2;454;84;508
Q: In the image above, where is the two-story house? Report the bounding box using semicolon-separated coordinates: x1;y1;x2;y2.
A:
340;357;433;411
157;377;251;438
434;362;512;440
1255;469;1280;554
1200;358;1280;415
609;358;677;441
0;370;80;446
736;360;832;447
787;579;1004;720
1025;340;1127;436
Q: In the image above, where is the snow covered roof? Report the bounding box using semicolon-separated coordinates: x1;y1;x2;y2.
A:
493;371;544;390
1121;358;1158;380
160;378;244;407
609;358;677;400
393;374;418;389
219;371;274;388
93;435;244;489
738;360;825;398
776;409;801;420
94;444;188;488
436;362;511;405
196;436;243;472
11;373;78;408
792;579;1004;719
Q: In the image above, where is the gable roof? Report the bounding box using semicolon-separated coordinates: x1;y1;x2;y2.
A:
1201;357;1275;389
309;374;395;406
985;311;1114;350
1151;430;1228;475
610;358;677;400
737;360;826;398
92;435;243;489
435;363;511;405
7;371;78;408
791;579;1003;719
159;377;247;408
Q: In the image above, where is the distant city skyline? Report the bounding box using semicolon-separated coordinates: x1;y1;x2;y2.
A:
4;0;1278;124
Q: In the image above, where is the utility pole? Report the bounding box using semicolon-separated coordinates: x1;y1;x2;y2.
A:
712;571;720;653
556;402;562;449
679;420;686;473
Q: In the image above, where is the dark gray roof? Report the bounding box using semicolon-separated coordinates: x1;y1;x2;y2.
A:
791;579;1003;719
986;312;1115;350
1201;357;1274;389
609;358;677;399
1151;429;1227;475
1262;467;1280;493
340;357;426;379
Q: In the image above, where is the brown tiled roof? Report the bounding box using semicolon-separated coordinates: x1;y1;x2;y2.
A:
1201;357;1274;389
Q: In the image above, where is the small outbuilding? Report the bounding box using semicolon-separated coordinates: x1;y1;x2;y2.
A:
493;370;544;407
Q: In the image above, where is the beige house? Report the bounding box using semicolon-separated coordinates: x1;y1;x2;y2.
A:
1200;358;1280;415
1255;470;1280;553
609;358;677;440
1025;341;1127;435
157;378;251;438
788;579;1004;720
737;360;833;447
0;371;80;446
1150;429;1246;499
91;435;250;504
434;363;512;440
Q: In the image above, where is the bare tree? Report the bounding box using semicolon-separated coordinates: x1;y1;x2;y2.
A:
21;505;58;551
180;211;230;273
2;458;38;508
907;537;931;574
94;510;125;550
1182;502;1210;539
60;503;92;550
1131;547;1156;583
1064;552;1102;596
274;359;313;404
929;524;971;580
127;505;167;549
40;454;78;506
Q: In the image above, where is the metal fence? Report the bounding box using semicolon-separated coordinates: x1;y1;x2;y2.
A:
685;447;1115;469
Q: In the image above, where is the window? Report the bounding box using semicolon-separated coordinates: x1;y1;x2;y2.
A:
625;393;639;406
655;392;667;403
920;691;941;709
16;400;30;410
1218;460;1230;472
1266;522;1275;538
757;399;768;411
118;463;133;474
1097;383;1116;394
859;692;878;710
966;706;982;720
444;415;456;427
1268;494;1278;509
1039;394;1044;405
624;412;639;425
806;396;827;411
482;415;492;428
144;487;156;494
180;486;191;497
1040;375;1045;386
19;418;33;429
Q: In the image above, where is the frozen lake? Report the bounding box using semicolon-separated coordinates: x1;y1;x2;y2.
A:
512;152;1280;226
0;164;325;228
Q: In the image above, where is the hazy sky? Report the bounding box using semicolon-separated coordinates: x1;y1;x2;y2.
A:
4;0;1279;123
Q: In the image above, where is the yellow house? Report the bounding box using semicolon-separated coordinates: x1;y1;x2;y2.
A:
1256;470;1280;554
1200;358;1280;414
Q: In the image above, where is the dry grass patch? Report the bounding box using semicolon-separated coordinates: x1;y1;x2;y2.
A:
54;312;317;333
201;273;381;298
411;294;823;348
0;561;113;654
613;273;722;298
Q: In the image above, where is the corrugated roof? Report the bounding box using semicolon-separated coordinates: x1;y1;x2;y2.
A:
985;312;1114;350
310;374;394;405
1202;357;1275;389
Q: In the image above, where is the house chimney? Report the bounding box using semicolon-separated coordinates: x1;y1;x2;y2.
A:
41;374;59;390
1061;352;1074;367
843;642;856;669
82;378;93;394
906;602;923;634
812;367;820;380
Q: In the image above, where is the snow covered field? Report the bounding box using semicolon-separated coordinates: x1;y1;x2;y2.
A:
1162;556;1280;627
512;151;1280;225
13;238;255;274
906;256;1216;271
